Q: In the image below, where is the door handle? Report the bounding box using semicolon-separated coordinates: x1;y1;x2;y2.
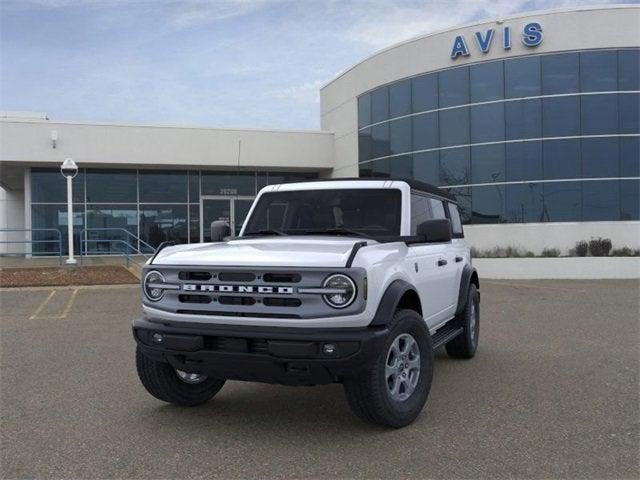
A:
455;256;463;263
437;259;447;267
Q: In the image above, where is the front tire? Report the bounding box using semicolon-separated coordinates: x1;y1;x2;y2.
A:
343;309;433;428
445;283;479;359
136;347;226;406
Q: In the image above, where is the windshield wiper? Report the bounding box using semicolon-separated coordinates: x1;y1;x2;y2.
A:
243;229;287;237
302;228;371;239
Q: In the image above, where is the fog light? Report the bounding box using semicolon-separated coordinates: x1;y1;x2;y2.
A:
323;343;336;354
152;333;163;343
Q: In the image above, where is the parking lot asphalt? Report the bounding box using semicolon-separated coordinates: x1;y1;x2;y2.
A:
1;280;638;479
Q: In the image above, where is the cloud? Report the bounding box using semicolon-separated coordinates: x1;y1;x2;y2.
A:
168;0;284;28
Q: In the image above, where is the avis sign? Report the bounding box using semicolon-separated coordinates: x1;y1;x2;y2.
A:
450;22;543;59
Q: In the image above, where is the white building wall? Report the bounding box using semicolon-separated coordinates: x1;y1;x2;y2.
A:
0;186;25;254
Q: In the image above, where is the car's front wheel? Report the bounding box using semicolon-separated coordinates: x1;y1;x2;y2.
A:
136;347;225;406
343;309;433;428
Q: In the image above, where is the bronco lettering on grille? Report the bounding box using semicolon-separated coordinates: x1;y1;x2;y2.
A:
182;284;294;294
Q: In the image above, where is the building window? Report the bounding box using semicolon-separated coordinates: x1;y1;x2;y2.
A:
371;86;389;124
470;61;504;102
389;79;411;118
31;168;84;203
542;53;579;95
86;169;136;203
140;170;188;203
439;66;469;108
580;51;618;92
505;56;540;98
412;73;438;113
506;183;543;223
412;112;439;151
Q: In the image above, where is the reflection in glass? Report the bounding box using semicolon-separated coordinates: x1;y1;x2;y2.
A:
581;138;619;178
413;152;439;186
439;67;469;108
189;205;200;243
31;168;85;203
371;87;389;123
505;99;541;140
505;56;540;98
412;74;438;113
506;142;543;182
542;182;581;222
580;51;617;92
140;170;188;203
389;155;413;178
583;180;620;221
471;185;505;224
446;187;471;223
542;53;579;94
31;204;84;255
358;93;371;128
543;139;581;180
542;96;580;137
139;205;188;247
439;108;469;147
620;179;640;220
390;118;411;155
86;204;137;254
470;61;504;102
471;144;505;184
619;93;640;134
620;137;640;177
412;112;438;151
470;103;504;143
86;169;136;203
202;199;230;243
581;94;619;135
618;49;640;91
371;123;390;158
506;183;543;223
440;148;470;186
390;79;411;118
359;128;372;162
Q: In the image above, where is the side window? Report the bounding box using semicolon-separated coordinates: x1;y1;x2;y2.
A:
410;194;430;234
428;198;446;219
448;203;464;237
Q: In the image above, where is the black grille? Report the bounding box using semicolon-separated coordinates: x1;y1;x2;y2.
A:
179;294;212;304
176;309;300;319
263;297;301;307
218;271;256;282
179;271;212;281
263;273;301;283
219;296;256;306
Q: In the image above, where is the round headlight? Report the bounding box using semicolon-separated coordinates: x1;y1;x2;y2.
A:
144;270;165;302
322;274;356;309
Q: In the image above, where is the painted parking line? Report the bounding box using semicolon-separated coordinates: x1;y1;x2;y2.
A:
28;290;56;320
29;288;80;320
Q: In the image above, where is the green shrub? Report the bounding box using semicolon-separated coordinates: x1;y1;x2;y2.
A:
574;240;589;257
541;248;561;257
588;237;612;257
610;247;640;257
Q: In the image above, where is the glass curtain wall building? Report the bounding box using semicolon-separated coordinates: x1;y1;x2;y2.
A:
357;48;640;224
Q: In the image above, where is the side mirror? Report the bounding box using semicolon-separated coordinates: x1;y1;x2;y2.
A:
210;220;231;242
416;219;452;243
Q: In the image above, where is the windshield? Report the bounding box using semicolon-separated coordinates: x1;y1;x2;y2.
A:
242;189;401;239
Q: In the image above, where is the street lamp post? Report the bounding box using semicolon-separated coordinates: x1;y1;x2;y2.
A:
60;158;78;265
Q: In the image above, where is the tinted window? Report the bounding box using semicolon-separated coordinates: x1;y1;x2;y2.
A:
358;93;371;128
543;182;581;222
505;56;541;98
86;169;136;203
506;183;543;223
371;123;390;158
31;204;84;255
472;144;505;184
389;117;412;155
440;148;470;186
413;151;440;186
543;139;581;180
581;94;618;135
439;67;469;107
140;171;188;202
243;189;402;238
368;158;391;178
620;179;640;220
389;155;413;178
542;53;579;94
412;74;438;112
582;138;619;178
470;61;504;102
506;142;543;182
428;198;446;219
31;168;84;203
470;103;504;143
188;171;200;203
542;96;580;137
621;137;640;177
139;205;188;247
618;49;640;91
447;203;464;235
359;128;372;162
412;112;438;151
371;87;389;123
202;172;255;196
619;93;640;134
189;204;200;243
446;187;471;222
505;98;542;140
86;205;138;254
390;79;411;118
471;185;505;224
439;108;469;147
582;180;620;221
410;194;430;234
580;51;617;92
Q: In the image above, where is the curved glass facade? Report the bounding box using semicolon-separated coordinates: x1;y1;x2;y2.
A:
357;49;640;223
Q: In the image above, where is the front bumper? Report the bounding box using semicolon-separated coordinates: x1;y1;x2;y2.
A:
133;317;390;386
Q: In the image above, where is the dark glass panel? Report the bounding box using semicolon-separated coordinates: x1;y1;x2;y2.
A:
189;204;200;243
470;61;504;102
505;98;542;140
505;56;541;98
413;151;440;186
31;168;84;203
139;205;188;248
541;53;579;94
470;103;504;143
542;182;581;222
581;94;618;135
85;205;138;254
358;93;372;128
256;172;269;192
620;179;640;220
371;86;389;123
580;51;617;92
389;155;413;178
410;194;430;234
619;93;640;134
543;139;581;180
446;187;471;223
506;183;544;223
140;170;188;202
412;73;438;113
86;169;136;203
618;49;640;91
582;180;620;221
389;79;411;118
389;117;412;155
471;144;505;184
471;185;505;224
621;137;640;177
31;204;84;255
542;96;580;137
439;67;469;108
359;128;373;162
359;164;373;178
412;112;438;151
439;108;469;147
371;123;390;158
439;147;470;186
266;172;316;185
581;138;619;178
202;172;255;195
506;142;543;182
188;171;200;203
369;158;391;178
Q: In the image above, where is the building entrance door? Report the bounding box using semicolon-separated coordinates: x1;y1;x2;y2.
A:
200;196;254;242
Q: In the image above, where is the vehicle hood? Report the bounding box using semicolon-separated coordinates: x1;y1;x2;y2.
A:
151;236;371;268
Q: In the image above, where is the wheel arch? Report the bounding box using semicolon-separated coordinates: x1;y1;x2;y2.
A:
369;279;423;326
456;265;480;315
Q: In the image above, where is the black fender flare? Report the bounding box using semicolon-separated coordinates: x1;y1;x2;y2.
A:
369;279;419;327
456;265;479;315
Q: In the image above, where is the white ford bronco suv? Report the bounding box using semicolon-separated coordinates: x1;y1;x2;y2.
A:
133;179;480;427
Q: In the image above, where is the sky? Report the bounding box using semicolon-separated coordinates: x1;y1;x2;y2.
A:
1;0;635;130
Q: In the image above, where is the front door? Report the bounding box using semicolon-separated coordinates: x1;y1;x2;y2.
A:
200;196;253;242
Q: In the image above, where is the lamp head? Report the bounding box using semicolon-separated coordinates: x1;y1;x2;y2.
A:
60;158;78;178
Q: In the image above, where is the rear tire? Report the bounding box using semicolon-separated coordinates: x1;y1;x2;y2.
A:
343;309;433;428
445;284;479;359
136;347;225;406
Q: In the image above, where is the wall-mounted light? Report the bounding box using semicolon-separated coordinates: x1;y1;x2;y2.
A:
51;130;58;149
